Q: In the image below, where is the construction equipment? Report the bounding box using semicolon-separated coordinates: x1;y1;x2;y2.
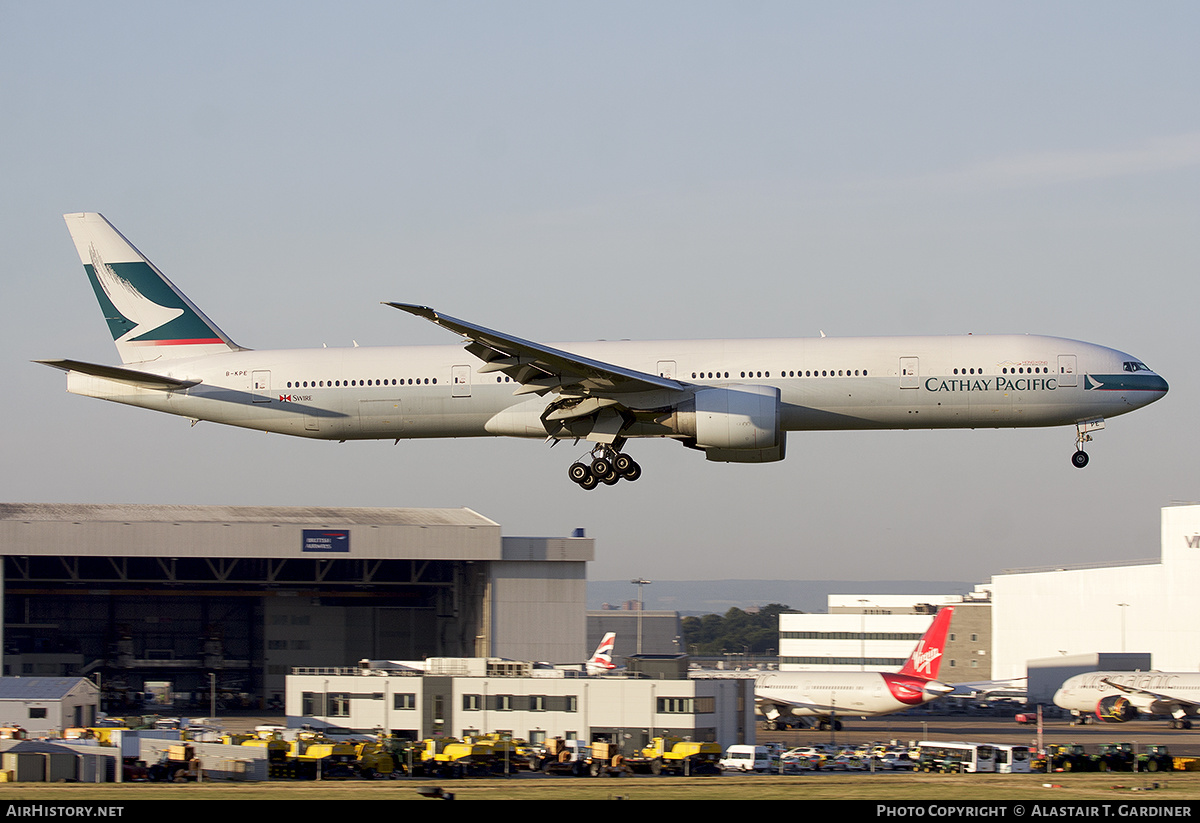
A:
147;744;202;782
418;737;507;778
625;736;723;776
286;733;358;779
351;739;397;779
531;738;592;776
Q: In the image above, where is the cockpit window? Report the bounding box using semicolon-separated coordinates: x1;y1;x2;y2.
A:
1123;361;1151;373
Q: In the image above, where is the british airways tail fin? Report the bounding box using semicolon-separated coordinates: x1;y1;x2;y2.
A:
63;213;242;364
898;606;954;681
586;632;617;673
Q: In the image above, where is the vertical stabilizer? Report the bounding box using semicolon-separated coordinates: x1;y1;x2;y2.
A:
898;606;955;681
63;213;242;364
586;632;617;673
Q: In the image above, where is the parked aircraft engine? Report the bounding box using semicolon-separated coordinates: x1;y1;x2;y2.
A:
1095;695;1139;723
674;385;785;463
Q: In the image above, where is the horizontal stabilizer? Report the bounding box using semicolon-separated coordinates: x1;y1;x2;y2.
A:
35;359;199;390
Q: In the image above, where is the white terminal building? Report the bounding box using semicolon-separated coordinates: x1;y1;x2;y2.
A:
286;657;755;750
778;593;991;684
778;504;1200;700
991;504;1200;680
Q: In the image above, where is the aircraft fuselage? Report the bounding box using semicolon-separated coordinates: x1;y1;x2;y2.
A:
64;333;1165;441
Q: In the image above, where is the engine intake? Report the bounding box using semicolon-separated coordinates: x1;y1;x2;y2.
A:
1095;695;1139;723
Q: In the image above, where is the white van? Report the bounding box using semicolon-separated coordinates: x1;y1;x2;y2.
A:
720;745;775;772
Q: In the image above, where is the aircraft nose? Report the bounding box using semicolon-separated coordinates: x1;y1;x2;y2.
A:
1133;373;1169;407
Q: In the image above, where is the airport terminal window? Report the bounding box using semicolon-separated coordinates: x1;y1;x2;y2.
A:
657;697;694;714
463;694;482;711
29;708;46;719
496;695;514;711
394;693;416;710
328;693;350;717
530;695;547;712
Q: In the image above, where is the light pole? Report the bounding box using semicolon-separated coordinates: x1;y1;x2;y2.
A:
631;578;651;654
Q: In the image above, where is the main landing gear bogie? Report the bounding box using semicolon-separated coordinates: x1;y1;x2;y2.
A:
568;447;642;490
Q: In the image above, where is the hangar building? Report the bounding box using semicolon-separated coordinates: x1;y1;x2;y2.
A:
0;503;591;710
990;504;1200;680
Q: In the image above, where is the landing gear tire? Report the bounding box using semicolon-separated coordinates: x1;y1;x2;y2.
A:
567;445;644;488
1072;450;1090;469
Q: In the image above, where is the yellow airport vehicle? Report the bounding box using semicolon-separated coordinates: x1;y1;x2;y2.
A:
626;736;722;776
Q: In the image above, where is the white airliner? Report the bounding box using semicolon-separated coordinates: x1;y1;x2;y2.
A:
1054;671;1200;729
41;213;1169;488
756;606;956;731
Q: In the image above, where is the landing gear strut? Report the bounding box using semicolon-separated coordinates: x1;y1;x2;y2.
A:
1071;419;1105;469
568;444;642;490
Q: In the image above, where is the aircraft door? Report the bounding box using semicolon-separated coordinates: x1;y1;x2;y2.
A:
252;370;272;403
452;365;471;398
657;360;676;379
899;357;919;389
1057;355;1077;387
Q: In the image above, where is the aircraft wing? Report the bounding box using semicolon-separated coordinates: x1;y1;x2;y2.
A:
1101;678;1200;711
385;303;687;398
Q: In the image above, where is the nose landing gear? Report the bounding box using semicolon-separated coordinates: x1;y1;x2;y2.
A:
568;446;642;490
1071;418;1105;469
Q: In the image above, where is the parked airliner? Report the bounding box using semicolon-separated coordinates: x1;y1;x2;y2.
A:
41;213;1168;488
756;606;956;731
1055;671;1200;729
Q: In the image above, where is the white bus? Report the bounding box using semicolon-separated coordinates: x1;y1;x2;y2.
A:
992;744;1032;773
916;740;997;773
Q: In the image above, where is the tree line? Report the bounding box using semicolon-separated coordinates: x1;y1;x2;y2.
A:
681;603;796;656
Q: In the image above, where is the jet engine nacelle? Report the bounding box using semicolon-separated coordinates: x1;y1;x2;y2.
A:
674;385;785;463
1095;695;1139;723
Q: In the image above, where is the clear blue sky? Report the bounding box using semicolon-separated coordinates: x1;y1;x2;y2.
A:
4;2;1197;582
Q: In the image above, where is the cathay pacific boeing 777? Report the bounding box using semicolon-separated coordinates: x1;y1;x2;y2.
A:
40;213;1169;488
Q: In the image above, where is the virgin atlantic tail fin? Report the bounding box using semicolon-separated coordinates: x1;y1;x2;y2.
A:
898;606;955;681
